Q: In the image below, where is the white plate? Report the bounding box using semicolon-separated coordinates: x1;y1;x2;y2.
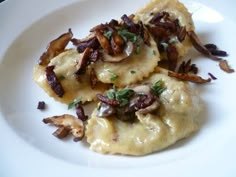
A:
1;0;236;176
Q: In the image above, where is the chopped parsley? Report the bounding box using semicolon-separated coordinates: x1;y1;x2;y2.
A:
130;70;136;74
106;88;134;107
58;75;66;81
151;49;156;55
106;90;116;100
104;31;113;40
117;28;139;43
117;28;144;55
151;80;166;96
68;97;82;109
108;70;119;82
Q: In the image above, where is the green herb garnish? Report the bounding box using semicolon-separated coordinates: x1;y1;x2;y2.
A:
108;70;119;82
117;28;143;55
107;90;116;100
117;29;138;43
151;49;156;55
104;31;113;40
106;88;134;107
130;70;136;74
151;80;166;96
68;97;82;109
58;75;66;81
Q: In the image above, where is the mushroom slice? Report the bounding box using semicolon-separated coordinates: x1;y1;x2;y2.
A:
137;100;160;114
134;0;195;60
111;32;125;55
168;71;211;84
102;42;134;63
33;49;109;104
187;31;221;61
219;60;235;73
95;30;113;55
39;29;73;66
71;33;99;53
43;114;84;141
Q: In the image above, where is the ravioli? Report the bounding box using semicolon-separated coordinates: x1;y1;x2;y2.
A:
134;0;195;61
86;69;202;155
35;0;205;156
33;49;108;104
93;36;160;87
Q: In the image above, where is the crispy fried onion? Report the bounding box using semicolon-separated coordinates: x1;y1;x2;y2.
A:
45;65;65;97
39;29;73;66
219;60;235;73
43;114;84;141
168;71;211;84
